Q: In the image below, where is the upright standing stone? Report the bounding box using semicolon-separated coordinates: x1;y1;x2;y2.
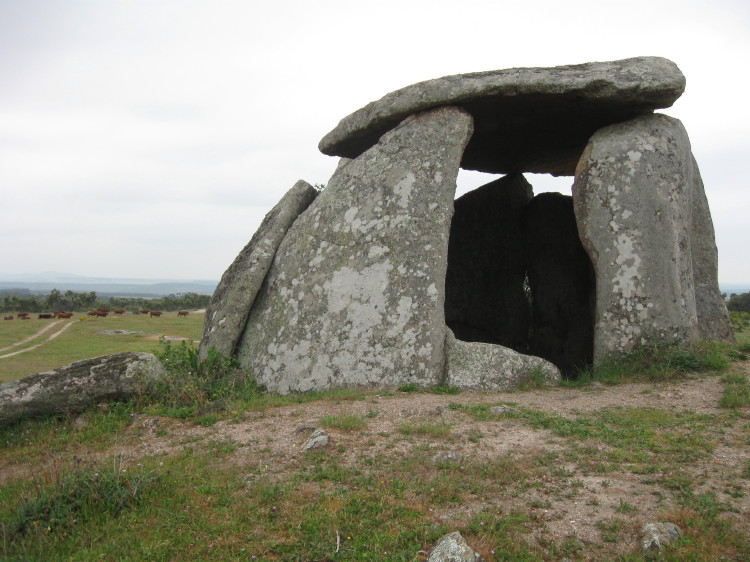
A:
522;192;595;374
690;156;735;343
236;107;474;394
445;173;533;351
572;114;700;362
199;180;318;358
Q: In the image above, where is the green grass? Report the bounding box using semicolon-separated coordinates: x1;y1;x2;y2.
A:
6;460;160;538
719;372;750;409
318;414;367;432
0;312;204;383
567;342;730;386
1;317;749;559
396;421;452;438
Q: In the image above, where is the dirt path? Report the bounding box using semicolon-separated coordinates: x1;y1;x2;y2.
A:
0;321;75;359
0;320;66;352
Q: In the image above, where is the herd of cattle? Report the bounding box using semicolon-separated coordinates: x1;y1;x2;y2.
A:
3;309;190;320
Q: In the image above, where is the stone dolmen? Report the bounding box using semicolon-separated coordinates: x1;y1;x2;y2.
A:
200;57;733;394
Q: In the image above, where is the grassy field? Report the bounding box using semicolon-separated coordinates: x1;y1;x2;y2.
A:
1;321;749;559
0;312;204;383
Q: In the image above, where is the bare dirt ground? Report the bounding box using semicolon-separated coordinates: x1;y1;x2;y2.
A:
3;361;748;559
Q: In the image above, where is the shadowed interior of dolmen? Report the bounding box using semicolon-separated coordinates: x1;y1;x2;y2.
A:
445;172;595;377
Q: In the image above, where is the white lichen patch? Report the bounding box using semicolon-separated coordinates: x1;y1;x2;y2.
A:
393;171;416;208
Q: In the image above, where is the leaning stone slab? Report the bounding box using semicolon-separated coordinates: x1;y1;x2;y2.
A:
690;157;735;343
237;106;473;394
0;352;165;426
427;531;482;562
200;180;318;358
444;328;560;391
320;57;685;175
572;114;700;362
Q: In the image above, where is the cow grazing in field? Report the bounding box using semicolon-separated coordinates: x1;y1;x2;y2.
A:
38;313;54;319
21;316;30;320
139;309;150;315
17;313;29;319
177;310;189;318
87;310;107;317
149;310;163;318
97;307;110;313
4;315;13;320
56;312;73;319
113;309;125;316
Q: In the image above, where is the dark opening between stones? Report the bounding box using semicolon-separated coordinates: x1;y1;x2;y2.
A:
445;173;596;376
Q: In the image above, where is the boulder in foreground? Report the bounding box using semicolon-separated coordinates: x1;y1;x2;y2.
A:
0;352;164;426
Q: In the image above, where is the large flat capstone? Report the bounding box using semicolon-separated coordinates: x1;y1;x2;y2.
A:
236;106;474;394
319;57;685;176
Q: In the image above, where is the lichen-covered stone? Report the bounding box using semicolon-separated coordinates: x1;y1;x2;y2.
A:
445;173;533;351
200;180;318;358
236;107;473;394
641;522;682;555
689;157;735;343
320;57;685;175
522;192;595;374
0;353;164;426
572;114;700;362
444;328;560;391
301;428;330;451
427;531;482;562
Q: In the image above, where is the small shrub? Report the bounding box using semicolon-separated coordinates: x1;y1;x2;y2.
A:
149;341;262;416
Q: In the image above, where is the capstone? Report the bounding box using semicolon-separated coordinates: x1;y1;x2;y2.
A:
320;57;685;175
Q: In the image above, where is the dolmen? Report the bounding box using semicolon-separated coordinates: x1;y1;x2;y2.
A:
201;57;733;394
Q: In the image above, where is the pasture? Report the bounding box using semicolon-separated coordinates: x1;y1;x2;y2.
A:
0;311;204;383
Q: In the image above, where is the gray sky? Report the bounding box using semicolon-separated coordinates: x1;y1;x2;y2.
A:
1;0;748;283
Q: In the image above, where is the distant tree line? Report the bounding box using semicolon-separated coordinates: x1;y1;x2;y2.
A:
1;289;210;313
727;291;750;314
107;293;211;312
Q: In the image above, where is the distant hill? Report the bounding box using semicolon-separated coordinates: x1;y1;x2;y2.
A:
0;273;217;297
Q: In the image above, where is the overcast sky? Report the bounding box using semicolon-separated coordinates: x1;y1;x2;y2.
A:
1;0;748;284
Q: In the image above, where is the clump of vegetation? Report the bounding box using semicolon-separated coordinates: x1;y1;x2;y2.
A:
570;342;729;385
7;462;160;538
148;340;262;417
730;310;750;334
719;372;750;409
397;383;420;393
318;414;367;432
397;421;452;437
